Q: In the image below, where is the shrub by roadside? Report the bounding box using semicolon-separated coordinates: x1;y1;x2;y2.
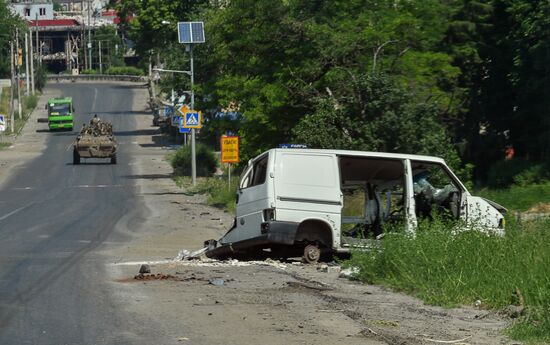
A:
105;66;144;76
175;176;238;214
170;143;218;177
487;159;549;188
346;217;550;343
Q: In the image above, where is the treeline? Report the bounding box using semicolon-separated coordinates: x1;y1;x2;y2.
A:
119;0;547;183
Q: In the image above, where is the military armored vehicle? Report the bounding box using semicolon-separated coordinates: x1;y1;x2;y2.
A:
73;116;117;164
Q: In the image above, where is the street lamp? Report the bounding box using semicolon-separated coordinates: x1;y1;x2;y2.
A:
176;21;205;186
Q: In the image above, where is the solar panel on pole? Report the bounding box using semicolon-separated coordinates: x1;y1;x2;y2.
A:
178;22;205;44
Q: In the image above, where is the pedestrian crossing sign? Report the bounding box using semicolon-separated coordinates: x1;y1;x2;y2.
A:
184;111;202;129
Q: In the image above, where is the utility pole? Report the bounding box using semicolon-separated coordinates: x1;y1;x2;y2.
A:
30;28;35;94
10;40;15;133
88;0;92;70
25;33;30;96
15;28;22;120
35;13;40;66
189;44;196;186
98;40;102;74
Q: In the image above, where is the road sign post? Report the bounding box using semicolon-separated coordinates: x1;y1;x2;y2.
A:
178;21;205;186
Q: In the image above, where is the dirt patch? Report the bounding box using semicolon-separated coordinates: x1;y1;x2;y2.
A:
526;202;550;213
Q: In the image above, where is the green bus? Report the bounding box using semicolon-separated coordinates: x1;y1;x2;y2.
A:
47;97;74;130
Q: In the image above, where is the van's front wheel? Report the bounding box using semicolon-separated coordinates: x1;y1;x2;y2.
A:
303;244;321;264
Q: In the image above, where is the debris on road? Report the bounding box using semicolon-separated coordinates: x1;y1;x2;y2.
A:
286;281;334;291
134;273;184;281
139;264;151;274
208;278;225;286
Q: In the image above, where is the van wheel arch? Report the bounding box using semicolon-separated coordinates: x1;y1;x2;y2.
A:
294;219;333;249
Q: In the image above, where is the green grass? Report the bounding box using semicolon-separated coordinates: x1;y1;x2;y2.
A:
0;142;11;149
347;217;550;343
476;182;550;212
174;175;238;214
0;89;39;136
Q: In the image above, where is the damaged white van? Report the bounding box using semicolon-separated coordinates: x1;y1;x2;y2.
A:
205;149;506;262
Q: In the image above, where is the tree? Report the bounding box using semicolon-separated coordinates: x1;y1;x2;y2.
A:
0;3;26;78
293;74;466;175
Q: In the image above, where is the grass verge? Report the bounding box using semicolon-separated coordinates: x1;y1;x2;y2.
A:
476;182;550;212
0;88;39;136
174;175;238;214
346;217;550;343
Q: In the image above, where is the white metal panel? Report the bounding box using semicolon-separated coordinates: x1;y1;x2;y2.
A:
275;152;340;204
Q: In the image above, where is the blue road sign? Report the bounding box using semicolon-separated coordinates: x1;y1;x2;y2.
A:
171;115;182;127
164;106;173;117
184;111;202;129
0;114;5;132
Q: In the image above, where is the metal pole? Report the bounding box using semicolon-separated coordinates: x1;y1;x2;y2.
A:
30;29;34;94
15;28;22;120
98;40;102;74
24;33;30;96
190;44;196;186
88;0;92;70
10;41;15;133
35;14;39;66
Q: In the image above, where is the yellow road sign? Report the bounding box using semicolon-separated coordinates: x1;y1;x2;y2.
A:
221;136;239;163
178;104;190;115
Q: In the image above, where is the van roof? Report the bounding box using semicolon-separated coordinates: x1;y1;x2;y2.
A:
267;148;446;164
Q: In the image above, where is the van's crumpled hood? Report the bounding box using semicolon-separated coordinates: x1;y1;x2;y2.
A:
482;198;507;214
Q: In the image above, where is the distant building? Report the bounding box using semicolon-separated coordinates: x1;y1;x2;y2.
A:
10;0;54;20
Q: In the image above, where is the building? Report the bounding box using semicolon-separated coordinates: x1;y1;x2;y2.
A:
10;0;54;21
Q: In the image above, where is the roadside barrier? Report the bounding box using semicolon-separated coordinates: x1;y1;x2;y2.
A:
46;74;148;83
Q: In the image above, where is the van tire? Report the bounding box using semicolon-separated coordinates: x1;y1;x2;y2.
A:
302;244;321;264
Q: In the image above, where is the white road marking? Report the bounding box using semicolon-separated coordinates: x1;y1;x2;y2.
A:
0;202;34;222
11;187;33;190
73;184;123;189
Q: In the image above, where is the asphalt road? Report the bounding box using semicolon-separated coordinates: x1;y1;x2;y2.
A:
0;83;151;344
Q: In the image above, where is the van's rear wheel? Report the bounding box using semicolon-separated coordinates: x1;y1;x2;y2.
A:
303;244;321;264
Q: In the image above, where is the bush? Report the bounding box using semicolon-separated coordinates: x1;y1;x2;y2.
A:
105;66;144;76
171;143;218;177
81;69;98;75
35;66;47;91
23;94;38;112
487;159;549;188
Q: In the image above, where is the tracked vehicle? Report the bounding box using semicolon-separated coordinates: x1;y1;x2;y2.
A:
73;118;117;165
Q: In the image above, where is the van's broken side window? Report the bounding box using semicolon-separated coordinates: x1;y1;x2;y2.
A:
339;156;407;239
240;154;268;189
